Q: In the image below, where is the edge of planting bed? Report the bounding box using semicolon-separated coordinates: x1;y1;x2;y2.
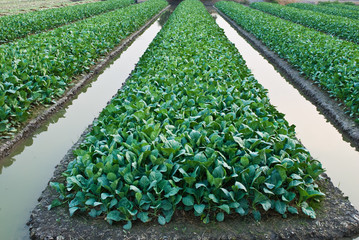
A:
214;6;359;151
28;118;359;239
0;5;170;161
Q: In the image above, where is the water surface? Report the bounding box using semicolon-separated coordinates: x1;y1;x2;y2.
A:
0;15;166;240
214;11;359;211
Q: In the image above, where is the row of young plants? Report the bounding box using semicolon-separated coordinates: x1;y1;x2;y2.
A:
0;0;134;44
51;0;324;229
215;1;359;123
250;2;359;44
318;1;359;11
0;0;168;138
288;2;359;20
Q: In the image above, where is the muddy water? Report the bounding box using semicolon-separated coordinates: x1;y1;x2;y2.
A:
0;15;167;240
213;12;359;211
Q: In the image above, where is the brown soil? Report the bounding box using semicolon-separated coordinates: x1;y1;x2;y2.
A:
0;6;170;161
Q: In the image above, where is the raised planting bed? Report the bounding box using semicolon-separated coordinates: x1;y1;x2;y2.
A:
29;0;358;238
0;0;168;156
29;131;359;239
251;2;359;44
288;2;359;20
318;1;359;11
215;1;359;144
0;0;134;44
214;4;359;149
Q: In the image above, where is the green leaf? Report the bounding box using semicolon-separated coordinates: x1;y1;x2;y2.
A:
194;152;207;162
138;212;150;223
107;210;123;222
260;200;271;211
212;166;224;178
158;215;166;225
164;187;180;198
194;204;205;214
233;181;247;192
218;204;230;214
240;156;249;167
208;194;219;203
48;198;63;210
69;207;79;217
107;172;117;181
274;200;287;215
301;202;316;219
123;221;132;230
182;195;194;206
206;170;215;186
216;212;224;222
161;200;173;211
135;192;142;203
253;210;261;221
288;206;298;214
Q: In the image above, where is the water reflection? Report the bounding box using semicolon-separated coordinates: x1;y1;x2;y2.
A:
0;14;167;240
213;12;359;211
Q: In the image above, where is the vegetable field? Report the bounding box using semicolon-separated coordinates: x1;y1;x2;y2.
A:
1;0;359;238
250;2;359;44
318;2;359;11
216;1;359;122
288;2;359;20
0;0;167;139
51;0;324;228
0;0;134;44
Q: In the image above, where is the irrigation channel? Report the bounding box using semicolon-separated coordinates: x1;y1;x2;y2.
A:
0;4;359;240
0;12;169;240
211;11;359;210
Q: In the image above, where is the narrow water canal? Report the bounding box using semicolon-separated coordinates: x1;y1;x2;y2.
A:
0;15;167;240
212;12;359;211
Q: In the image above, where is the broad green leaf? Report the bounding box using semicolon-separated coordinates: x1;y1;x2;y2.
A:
216;212;224;222
194;204;205;214
158;215;166;225
182;195;194;206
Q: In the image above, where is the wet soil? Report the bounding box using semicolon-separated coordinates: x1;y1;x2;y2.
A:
28;125;359;239
214;6;359;151
0;6;170;161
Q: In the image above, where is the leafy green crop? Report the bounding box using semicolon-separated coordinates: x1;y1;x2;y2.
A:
0;0;168;139
216;1;359;123
288;3;359;20
318;2;359;11
51;0;324;228
251;2;359;44
0;0;134;44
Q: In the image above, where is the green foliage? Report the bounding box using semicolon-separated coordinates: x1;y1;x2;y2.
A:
318;1;359;10
0;0;168;139
251;2;359;44
288;2;359;20
0;0;134;44
51;0;324;229
216;1;359;123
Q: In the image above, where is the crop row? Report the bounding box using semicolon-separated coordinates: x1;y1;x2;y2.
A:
318;2;359;11
215;1;359;122
288;3;359;20
51;0;324;228
0;0;168;138
251;2;359;44
0;0;134;44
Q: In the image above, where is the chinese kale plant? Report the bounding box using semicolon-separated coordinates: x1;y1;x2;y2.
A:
51;0;324;229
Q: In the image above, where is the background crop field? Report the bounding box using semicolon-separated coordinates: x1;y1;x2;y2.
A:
0;0;100;16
